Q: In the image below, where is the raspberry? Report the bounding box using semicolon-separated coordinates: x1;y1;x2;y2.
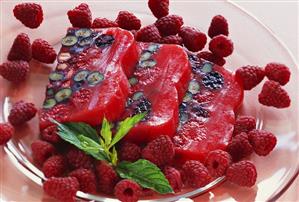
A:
40;104;71;128
136;24;161;43
226;160;257;187
71;88;92;108
119;142;141;162
226;133;253;162
233;115;256;136
69;168;97;194
32;39;57;64
8;101;37;126
131;30;138;38
265;62;291;85
141;188;155;197
92;18;118;28
258;80;291;108
42;155;67;178
208;15;229;38
31;140;56;165
114;179;142;202
205;150;232;178
116;11;141;30
67;3;92;28
41;125;61;144
182;160;211;188
8;33;32;62
96;161;119;194
163;166;182;192
43;177;79;202
66;147;94;170
148;0;169;19
160;35;183;45
197;51;226;66
155;15;184;36
142;135;175;167
209;35;233;57
248;129;277;156
13;3;43;29
235;65;265;90
0;61;29;84
0;123;14;145
179;26;207;52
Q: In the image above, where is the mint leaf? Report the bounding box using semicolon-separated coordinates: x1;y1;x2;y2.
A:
100;117;112;146
64;122;100;143
116;159;174;194
111;146;118;166
109;113;146;148
77;135;108;160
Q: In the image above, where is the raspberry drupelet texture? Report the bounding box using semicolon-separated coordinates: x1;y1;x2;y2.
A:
41;125;61;144
226;132;253;162
13;3;43;29
116;11;141;31
42;155;67;178
205;150;232;178
142;135;175;167
160;35;183;45
67;3;92;28
208;15;229;38
235;65;265;90
69;168;97;194
136;24;161;43
182;160;211;188
148;0;169;19
258;80;291;108
226;160;257;187
119;142;141;162
32;39;57;64
92;18;118;28
179;26;207;52
66;147;94;170
197;51;226;66
8;101;37;126
43;177;79;202
96;161;120;194
163;166;183;192
265;62;291;86
0;61;30;84
114;179;142;202
233;115;256;136
155;15;184;36
8;33;32;62
209;35;233;57
31;140;56;165
0;123;14;145
248;129;277;156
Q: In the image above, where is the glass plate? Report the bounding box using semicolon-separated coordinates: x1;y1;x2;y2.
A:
0;1;298;201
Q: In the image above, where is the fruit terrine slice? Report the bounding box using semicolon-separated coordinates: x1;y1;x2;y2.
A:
122;43;191;143
39;28;136;130
173;54;244;163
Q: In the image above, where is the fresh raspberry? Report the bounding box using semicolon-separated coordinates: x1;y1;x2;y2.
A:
0;123;14;145
142;135;175;167
209;35;233;57
42;155;67;178
136;24;161;43
92;18;118;28
71;88;92;108
148;0;169;19
226;160;257;187
182;160;211;188
235;65;265;90
41;125;61;144
114;179;142;202
43;177;79;202
163;166;182;192
208;15;229;38
233;115;256;136
226;133;253;162
197;51;226;66
265;62;291;85
205;150;232;178
8;33;32;62
258;80;291;108
13;3;43;29
130;30;138;38
0;61;29;84
31;140;56;165
179;26;207;52
141;188;155;197
67;3;92;28
119;142;141;162
160;35;183;45
69;168;97;194
116;11;141;30
96;161;120;194
155;15;184;36
8;101;37;126
32;39;57;64
248;129;277;156
66;147;94;170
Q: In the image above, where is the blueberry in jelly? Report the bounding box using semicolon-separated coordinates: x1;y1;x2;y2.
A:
43;98;56;109
49;72;64;81
135;98;151;114
202;71;224;90
55;88;72;103
73;70;89;82
191;106;209;118
95;34;115;48
75;28;92;38
69;45;84;54
78;37;93;47
61;35;78;47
